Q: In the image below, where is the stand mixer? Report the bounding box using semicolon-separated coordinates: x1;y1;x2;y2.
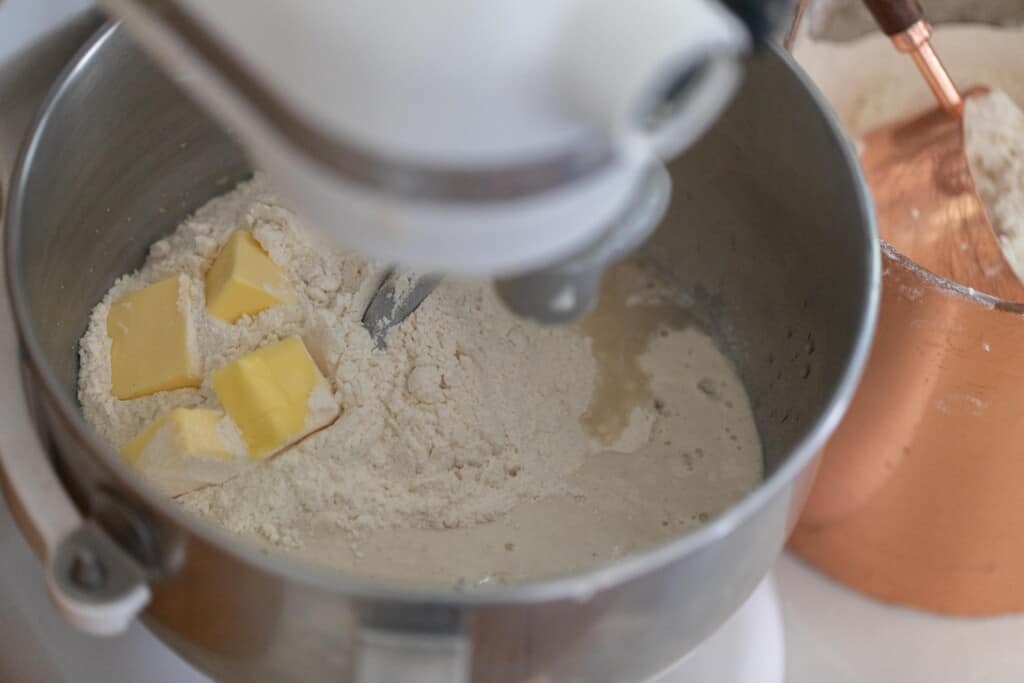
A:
96;0;794;322
0;2;880;682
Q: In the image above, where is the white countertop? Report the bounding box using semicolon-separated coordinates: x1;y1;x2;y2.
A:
778;552;1024;682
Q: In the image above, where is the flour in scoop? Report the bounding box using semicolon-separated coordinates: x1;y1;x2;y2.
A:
78;174;763;584
964;90;1024;283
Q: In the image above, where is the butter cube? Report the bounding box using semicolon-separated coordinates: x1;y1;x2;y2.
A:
212;336;338;458
205;230;294;322
108;275;202;399
121;408;248;496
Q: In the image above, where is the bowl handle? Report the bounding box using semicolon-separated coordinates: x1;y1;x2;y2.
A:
0;293;150;636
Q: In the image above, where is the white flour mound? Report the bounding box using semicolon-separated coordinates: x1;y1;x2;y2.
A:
964;90;1024;283
79;174;598;546
79;175;764;583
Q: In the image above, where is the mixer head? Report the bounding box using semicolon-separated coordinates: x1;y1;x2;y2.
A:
98;0;793;322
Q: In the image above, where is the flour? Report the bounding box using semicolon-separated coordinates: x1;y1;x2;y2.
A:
78;174;763;582
964;90;1024;283
79;174;601;543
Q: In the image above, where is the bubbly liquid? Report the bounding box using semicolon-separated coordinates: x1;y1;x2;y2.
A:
581;262;693;446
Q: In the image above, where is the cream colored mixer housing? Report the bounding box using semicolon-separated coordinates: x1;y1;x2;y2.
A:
97;0;799;322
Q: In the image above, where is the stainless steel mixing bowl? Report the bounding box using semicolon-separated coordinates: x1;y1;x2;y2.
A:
2;23;877;683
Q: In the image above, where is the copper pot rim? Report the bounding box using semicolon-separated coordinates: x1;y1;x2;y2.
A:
880;239;1024;312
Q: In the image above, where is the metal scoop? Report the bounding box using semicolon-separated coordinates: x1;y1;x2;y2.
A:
361;270;440;348
858;0;1024;300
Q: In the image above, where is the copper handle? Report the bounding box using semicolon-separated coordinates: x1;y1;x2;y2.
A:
863;0;962;116
783;0;810;52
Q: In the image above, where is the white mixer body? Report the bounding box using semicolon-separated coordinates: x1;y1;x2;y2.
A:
98;0;750;277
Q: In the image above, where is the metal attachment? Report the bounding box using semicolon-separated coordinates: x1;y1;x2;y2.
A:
362;271;442;348
495;161;671;324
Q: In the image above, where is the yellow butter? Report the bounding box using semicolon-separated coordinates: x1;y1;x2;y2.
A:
107;275;202;399
121;408;247;496
204;230;294;322
212;336;338;458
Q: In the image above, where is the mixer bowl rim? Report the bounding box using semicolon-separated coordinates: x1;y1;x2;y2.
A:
4;22;879;606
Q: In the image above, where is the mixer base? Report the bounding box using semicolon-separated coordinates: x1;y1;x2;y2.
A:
654;577;784;683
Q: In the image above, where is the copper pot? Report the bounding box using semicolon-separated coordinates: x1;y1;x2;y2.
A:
787;3;1024;616
790;245;1024;615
